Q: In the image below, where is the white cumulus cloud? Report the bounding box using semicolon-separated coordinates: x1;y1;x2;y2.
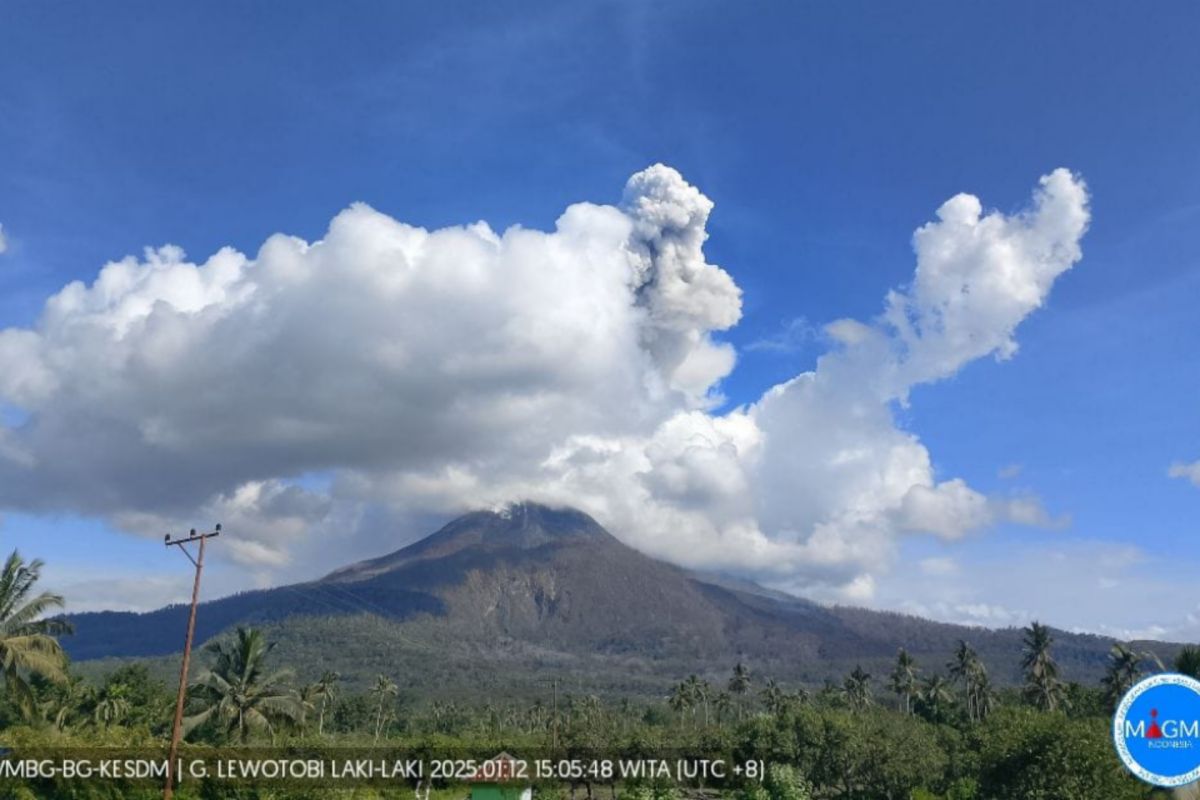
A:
1169;460;1200;488
0;166;1089;602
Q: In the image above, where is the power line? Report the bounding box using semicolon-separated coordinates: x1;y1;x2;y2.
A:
273;582;424;651
277;583;364;617
320;582;396;619
310;583;424;649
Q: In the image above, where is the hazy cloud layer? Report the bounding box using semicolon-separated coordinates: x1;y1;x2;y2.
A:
0;166;1089;600
873;539;1200;643
746;317;814;354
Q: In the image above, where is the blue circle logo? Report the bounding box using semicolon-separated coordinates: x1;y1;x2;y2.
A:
1114;673;1200;787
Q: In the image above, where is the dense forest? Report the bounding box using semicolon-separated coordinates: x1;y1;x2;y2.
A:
0;549;1190;799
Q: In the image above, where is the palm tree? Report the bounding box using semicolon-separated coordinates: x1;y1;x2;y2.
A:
315;670;340;737
295;683;321;735
45;677;92;732
1176;646;1200;681
93;683;130;729
370;674;398;743
919;674;954;722
728;662;751;719
682;675;710;725
0;551;71;718
576;694;603;727
1102;643;1160;712
1021;621;1067;712
842;665;873;711
973;671;997;722
668;682;692;726
888;648;919;715
948;641;988;723
525;699;547;735
947;641;974;716
760;678;787;716
183;627;300;743
713;690;733;724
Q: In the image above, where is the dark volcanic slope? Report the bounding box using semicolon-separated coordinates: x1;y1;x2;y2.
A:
62;503;1176;685
321;504;857;660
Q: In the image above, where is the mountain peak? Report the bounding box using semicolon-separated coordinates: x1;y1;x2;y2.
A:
487;501;610;539
323;501;616;583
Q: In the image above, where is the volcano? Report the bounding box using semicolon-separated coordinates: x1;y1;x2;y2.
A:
62;503;1161;692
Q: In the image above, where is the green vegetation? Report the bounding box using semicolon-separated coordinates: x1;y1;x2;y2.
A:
0;551;72;718
184;626;302;743
1020;622;1067;712
0;548;1188;799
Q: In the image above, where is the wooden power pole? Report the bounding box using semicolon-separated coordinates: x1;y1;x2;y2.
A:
163;524;220;800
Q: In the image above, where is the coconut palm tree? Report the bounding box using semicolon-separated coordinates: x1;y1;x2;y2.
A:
1102;643;1161;712
1176;646;1200;681
183;627;300;743
370;674;398;743
728;662;751;719
1021;621;1067;712
973;671;997;722
889;648;919;715
44;677;92;732
576;694;604;728
668;682;692;726
314;670;340;736
947;641;975;715
760;678;787;716
919;674;954;723
525;699;547;735
682;675;710;725
713;690;733;724
93;683;131;729
0;551;71;718
948;641;988;722
295;682;321;735
842;665;873;712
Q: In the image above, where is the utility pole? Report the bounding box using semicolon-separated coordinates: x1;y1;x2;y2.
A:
163;524;220;800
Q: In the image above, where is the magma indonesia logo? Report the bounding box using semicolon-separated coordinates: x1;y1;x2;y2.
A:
1114;673;1200;787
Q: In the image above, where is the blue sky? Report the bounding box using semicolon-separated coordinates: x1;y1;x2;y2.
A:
1;1;1198;638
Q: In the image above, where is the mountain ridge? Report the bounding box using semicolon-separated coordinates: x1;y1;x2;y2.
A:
60;502;1180;692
